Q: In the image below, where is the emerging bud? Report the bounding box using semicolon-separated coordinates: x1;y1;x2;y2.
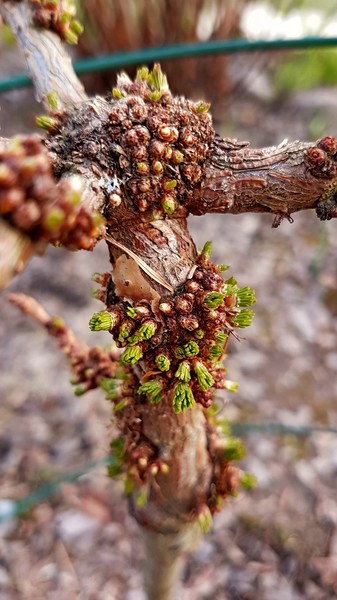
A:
237;286;256;308
196;504;213;534
215;331;228;344
118;322;133;341
240;472;257;490
89;311;116;331
163;179;177;191
172;150;184;164
112;87;124;99
148;63;169;92
46;91;59;110
138;320;157;340
183;341;199;357
200;241;212;258
233;309;254;328
173;382;195;413
209;345;223;359
121;345;143;365
223;438;246;461
194;100;211;114
35;115;58;132
224;380;239;393
152;160;164;174
194;361;214;391
100;377;118;401
162;194;176;215
155;354;171;372
175;361;191;383
64;29;79;45
137;380;162;404
203;292;224;310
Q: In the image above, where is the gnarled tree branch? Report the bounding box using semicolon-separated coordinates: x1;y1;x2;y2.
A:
191;135;337;226
3;5;337;599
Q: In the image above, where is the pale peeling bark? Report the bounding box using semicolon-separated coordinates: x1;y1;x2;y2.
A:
0;0;86;108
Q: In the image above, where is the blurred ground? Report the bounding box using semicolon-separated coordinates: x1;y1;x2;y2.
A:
1;37;337;600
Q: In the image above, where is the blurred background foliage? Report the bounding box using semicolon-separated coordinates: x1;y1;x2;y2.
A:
2;0;337;117
72;0;337;101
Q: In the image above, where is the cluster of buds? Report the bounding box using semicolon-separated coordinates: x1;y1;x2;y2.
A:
89;297;159;368
89;241;255;413
107;65;213;216
204;414;257;514
45;65;214;220
305;136;337;180
148;241;255;411
107;423;169;500
0;136;104;250
28;0;83;44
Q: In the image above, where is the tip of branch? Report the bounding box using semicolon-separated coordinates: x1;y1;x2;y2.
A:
7;292;50;325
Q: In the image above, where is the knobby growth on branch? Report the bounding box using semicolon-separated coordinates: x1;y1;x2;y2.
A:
2;2;337;598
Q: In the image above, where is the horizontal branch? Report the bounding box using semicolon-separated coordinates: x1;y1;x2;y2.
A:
191;136;337;226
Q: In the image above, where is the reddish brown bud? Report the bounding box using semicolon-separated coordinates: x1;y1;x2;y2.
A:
149;140;165;159
174;294;193;314
109;106;127;124
134;125;151;143
180;128;196;147
0;188;24;213
123;129;139;146
138;179;151;193
181;164;202;184
109;193;122;207
178;314;199;331
0;164;16;187
158;125;178;142
135;197;149;212
131;145;147;160
305;147;326;169
127;179;139;196
184;280;201;293
318;136;337;155
12;201;41;231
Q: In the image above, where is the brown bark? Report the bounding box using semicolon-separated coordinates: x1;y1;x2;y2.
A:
191;136;337;226
3;4;337;599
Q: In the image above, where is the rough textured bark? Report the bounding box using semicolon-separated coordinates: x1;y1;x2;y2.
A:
191;136;337;225
2;3;337;599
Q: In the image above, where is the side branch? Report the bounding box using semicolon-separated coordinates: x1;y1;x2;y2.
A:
0;1;86;108
8;293;120;392
191;136;337;226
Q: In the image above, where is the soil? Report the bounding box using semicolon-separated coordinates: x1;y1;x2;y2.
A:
1;43;337;599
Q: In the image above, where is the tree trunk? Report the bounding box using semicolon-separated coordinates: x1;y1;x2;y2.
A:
2;4;337;599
